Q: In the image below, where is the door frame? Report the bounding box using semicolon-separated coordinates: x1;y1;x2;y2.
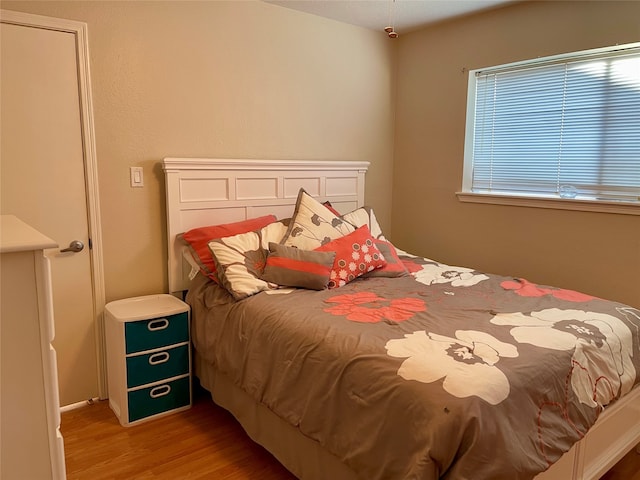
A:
1;9;107;400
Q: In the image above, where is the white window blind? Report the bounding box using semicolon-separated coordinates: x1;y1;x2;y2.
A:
466;44;640;203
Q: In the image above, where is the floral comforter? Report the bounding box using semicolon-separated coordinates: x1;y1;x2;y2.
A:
187;254;640;480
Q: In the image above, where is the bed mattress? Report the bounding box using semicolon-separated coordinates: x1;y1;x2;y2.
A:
187;254;640;480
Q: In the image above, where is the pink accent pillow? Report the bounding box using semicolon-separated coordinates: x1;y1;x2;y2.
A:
182;215;277;282
315;225;387;288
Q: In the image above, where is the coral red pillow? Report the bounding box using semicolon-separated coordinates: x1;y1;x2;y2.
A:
315;225;387;288
182;215;277;282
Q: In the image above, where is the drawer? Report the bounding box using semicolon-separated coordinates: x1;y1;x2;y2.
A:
127;376;190;423
126;343;189;389
125;312;188;354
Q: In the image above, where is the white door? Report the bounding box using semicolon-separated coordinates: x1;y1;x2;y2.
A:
1;15;103;406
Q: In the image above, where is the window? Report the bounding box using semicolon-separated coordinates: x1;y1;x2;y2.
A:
460;43;640;215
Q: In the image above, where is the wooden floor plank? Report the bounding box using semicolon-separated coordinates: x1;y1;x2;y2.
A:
61;386;295;480
61;386;639;479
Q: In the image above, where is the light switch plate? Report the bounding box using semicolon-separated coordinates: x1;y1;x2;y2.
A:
130;167;144;187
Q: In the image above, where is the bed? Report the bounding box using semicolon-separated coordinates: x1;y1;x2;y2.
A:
163;157;640;480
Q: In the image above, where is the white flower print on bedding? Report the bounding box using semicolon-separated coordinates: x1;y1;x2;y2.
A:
413;263;489;287
385;330;518;405
491;308;636;408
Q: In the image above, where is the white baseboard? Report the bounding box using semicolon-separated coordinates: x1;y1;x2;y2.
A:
60;397;100;413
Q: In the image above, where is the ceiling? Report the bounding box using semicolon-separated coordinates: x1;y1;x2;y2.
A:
265;0;515;35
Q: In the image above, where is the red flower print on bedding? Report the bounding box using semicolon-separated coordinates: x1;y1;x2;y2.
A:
501;278;594;302
324;292;426;323
536;356;615;467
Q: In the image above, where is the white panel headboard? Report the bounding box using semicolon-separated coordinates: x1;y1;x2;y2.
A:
163;158;370;293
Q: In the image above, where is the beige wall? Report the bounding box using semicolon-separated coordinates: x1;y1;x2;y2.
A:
2;0;396;303
2;0;395;404
4;0;639;407
393;0;640;308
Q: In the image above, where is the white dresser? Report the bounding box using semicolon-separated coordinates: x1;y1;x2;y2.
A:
0;215;66;479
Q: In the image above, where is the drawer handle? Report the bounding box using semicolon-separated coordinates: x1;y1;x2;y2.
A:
147;318;169;331
149;384;171;398
148;351;170;365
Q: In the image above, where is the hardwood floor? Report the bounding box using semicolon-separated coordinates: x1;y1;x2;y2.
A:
61;386;295;480
61;386;639;479
601;448;640;480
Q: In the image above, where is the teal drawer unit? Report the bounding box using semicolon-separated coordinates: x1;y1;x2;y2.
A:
124;312;189;354
105;294;191;426
128;376;190;423
126;343;189;388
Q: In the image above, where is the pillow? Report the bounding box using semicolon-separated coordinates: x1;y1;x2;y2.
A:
322;200;341;216
208;221;289;300
261;243;336;290
341;206;386;241
364;240;409;278
315;225;387;288
282;189;355;250
181;245;203;281
182;215;277;282
340;208;407;277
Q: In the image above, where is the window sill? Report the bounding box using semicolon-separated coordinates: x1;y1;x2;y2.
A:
456;192;640;216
